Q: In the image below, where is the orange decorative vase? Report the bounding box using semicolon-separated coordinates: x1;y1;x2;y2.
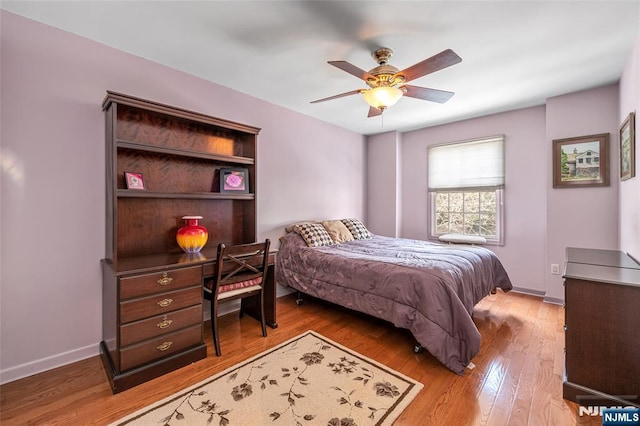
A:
176;216;208;253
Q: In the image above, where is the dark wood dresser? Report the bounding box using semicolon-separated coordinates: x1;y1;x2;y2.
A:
563;247;640;407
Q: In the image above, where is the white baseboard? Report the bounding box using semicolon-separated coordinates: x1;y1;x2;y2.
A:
510;286;563;305
0;342;99;385
0;287;349;385
543;295;564;305
510;286;545;297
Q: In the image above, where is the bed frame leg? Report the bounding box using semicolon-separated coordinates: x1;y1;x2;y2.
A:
295;292;304;306
413;344;424;354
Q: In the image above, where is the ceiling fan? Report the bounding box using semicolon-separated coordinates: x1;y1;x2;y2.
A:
311;47;462;117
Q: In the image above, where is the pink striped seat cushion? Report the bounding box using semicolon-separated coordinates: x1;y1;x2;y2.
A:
204;276;263;295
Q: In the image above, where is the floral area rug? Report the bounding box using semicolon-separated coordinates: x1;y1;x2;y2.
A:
111;330;423;426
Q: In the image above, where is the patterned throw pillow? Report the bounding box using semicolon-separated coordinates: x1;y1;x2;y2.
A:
341;218;371;240
293;223;334;247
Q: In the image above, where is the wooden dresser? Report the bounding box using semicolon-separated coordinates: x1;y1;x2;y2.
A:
100;92;264;393
563;247;640;407
101;261;205;392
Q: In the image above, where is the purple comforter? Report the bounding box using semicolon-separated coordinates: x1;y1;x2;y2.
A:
276;233;513;374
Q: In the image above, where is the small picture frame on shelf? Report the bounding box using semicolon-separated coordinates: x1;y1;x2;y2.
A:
219;168;249;193
124;172;145;190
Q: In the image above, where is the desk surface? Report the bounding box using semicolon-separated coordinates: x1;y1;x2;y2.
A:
105;247;276;276
565;247;640;269
564;262;640;287
564;247;640;288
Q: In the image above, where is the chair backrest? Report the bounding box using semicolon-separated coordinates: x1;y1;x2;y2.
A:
213;239;271;296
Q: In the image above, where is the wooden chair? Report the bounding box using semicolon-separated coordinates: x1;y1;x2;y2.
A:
203;239;270;356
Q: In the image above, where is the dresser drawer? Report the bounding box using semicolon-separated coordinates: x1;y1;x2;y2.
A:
120;286;202;323
120;266;202;299
120;324;203;372
120;305;203;346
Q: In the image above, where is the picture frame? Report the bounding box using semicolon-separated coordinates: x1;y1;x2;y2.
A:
219;168;249;193
124;171;145;190
552;133;609;188
620;112;636;181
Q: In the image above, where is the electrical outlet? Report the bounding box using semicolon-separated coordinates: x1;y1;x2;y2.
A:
551;264;560;275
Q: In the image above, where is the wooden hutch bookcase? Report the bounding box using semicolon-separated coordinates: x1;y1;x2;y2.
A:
100;91;261;393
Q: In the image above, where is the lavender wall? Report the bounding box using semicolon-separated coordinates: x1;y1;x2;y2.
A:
399;85;622;302
545;85;621;300
366;131;401;237
0;12;365;384
400;107;548;295
619;34;640;261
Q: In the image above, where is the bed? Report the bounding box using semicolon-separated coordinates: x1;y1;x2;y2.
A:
275;220;513;375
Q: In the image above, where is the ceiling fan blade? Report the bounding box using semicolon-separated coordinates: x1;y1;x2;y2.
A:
367;106;383;118
396;49;462;83
403;85;455;103
328;61;375;81
310;89;363;104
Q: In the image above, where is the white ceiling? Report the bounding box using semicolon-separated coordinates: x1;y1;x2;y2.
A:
2;1;639;135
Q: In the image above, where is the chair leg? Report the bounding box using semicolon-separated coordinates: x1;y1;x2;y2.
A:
260;290;267;337
211;297;221;356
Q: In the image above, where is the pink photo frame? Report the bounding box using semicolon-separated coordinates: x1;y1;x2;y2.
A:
124;172;145;190
219;168;249;193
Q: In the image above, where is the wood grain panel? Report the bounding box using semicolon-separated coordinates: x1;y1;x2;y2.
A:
565;278;640;397
116;106;247;157
117;149;219;193
116;198;248;257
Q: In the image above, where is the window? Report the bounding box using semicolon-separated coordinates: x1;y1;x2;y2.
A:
427;135;505;244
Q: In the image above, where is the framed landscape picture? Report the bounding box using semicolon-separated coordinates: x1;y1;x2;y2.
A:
552;133;609;188
620;112;636;181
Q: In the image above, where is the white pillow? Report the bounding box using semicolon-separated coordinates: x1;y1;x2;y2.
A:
438;233;487;245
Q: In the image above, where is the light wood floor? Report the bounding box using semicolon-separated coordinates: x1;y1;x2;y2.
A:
1;291;602;425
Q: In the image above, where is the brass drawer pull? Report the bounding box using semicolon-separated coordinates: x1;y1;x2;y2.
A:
157;298;173;308
157;341;173;351
157;273;173;286
157;317;173;329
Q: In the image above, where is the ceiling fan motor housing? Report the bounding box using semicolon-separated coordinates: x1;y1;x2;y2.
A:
367;48;405;88
372;47;394;64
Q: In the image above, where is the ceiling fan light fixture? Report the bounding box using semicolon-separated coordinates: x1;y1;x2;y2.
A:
362;86;403;110
314;47;461;118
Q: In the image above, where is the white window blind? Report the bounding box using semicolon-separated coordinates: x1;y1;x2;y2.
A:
428;136;504;190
